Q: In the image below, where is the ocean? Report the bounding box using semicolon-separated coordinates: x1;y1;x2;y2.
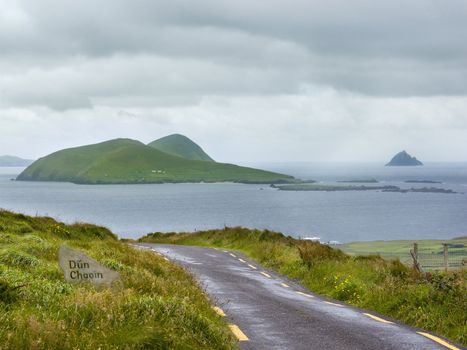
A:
0;163;466;242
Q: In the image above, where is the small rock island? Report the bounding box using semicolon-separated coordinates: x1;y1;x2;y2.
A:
385;151;423;166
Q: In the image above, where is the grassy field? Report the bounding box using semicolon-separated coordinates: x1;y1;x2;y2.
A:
0;210;236;350
140;228;467;346
341;238;467;269
341;238;467;256
17;138;294;184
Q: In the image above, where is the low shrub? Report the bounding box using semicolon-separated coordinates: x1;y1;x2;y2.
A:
297;241;348;267
0;279;19;304
0;249;39;267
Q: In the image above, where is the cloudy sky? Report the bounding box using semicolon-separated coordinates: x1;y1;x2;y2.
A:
1;0;466;162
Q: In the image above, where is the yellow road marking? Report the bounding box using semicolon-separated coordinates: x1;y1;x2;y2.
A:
260;272;272;278
281;283;290;288
238;258;246;263
212;306;226;317
363;313;394;324
296;291;314;298
248;264;257;270
324;301;344;307
229;253;237;258
229;324;249;341
417;332;460;350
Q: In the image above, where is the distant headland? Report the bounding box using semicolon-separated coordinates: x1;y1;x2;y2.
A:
385;151;423;166
16;134;295;185
0;155;34;167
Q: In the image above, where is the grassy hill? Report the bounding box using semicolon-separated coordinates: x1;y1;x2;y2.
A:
0;210;235;349
140;228;466;346
148;134;215;162
17;138;294;184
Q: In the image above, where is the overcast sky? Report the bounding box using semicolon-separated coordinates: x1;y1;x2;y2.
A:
1;0;466;162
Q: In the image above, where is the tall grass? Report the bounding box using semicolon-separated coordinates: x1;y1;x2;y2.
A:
0;210;236;350
140;227;467;346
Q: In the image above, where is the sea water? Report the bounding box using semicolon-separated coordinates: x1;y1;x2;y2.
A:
0;163;466;242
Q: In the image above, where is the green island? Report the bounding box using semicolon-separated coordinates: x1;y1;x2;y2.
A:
16;135;294;184
140;228;466;345
272;184;399;191
0;210;235;349
337;178;379;183
272;183;459;194
405;180;442;184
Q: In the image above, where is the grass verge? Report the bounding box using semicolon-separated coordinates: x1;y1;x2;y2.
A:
0;210;236;350
139;227;467;346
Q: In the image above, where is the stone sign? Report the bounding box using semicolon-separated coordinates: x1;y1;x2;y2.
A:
59;246;121;287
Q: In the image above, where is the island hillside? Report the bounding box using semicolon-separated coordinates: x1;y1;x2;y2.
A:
385;151;423;166
16;138;294;184
0;155;34;167
148;134;215;162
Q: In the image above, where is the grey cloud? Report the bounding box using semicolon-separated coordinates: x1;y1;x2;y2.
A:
0;54;305;109
0;0;466;162
1;90;466;162
0;0;465;104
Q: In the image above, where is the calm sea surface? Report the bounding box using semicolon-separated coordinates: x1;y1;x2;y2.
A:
0;163;466;242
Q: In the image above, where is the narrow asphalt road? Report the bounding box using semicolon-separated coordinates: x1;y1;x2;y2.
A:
136;243;462;350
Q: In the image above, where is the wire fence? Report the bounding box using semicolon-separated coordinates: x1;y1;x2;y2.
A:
360;244;466;271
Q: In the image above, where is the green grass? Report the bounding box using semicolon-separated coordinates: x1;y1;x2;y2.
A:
17;138;294;184
148;134;215;162
0;210;236;350
139;228;467;346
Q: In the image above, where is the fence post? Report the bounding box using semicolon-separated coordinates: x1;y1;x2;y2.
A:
443;243;448;272
410;243;421;273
